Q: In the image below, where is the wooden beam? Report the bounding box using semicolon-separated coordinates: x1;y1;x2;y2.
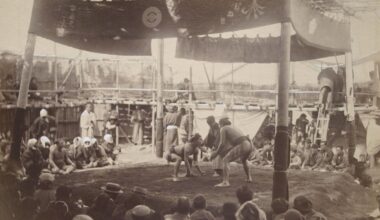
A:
155;39;164;157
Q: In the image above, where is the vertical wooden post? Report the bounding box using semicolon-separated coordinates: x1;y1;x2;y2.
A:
115;60;120;147
212;63;216;101
345;52;356;164
188;66;193;140
272;1;291;200
231;63;235;126
155;39;164;157
10;34;36;166
152;62;156;153
54;43;58;103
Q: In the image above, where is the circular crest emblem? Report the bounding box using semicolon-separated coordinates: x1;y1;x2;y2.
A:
142;7;162;28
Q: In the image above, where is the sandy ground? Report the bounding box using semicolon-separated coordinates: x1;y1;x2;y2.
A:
56;144;378;219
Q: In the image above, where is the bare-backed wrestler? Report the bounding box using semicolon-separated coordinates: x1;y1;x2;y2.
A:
210;117;253;187
165;133;206;182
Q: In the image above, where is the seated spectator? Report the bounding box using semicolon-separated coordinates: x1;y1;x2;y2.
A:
22;139;44;184
88;193;114;220
85;138;110;168
284;209;304;220
2;74;17;102
216;202;238;220
235;186;266;220
37;199;71;220
112;186;149;220
331;146;348;171
69;137;89;169
101;182;123;208
164;196;191;220
289;149;302;170
102;134;116;162
271;198;289;220
369;194;380;219
29;77;43;101
293;196;327;220
35;173;56;212
49;139;76;175
124;205;161;220
16;197;41;220
302;144;319;169
190;194;214;220
312;144;334;171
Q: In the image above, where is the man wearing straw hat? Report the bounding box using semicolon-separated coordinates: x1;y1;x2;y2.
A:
210;117;253;187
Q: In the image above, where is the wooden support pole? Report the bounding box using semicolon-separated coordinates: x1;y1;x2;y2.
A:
10;34;36;167
155;39;164;157
345;52;356;164
231;63;235;126
272;19;291;201
188;66;193;140
152;59;157;153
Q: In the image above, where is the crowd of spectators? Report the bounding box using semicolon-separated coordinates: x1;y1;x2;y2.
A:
0;171;329;220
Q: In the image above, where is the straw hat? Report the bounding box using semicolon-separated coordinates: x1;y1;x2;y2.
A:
101;182;123;194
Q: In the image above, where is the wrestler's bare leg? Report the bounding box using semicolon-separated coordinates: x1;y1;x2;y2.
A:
215;157;231;187
171;154;182;182
242;158;252;182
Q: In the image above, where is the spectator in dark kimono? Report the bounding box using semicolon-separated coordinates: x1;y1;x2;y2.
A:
331;145;348;171
88;193;114;220
68;137;89;169
217;202;238;220
293;196;327;220
271;198;289;220
190;194;215;220
31;109;57;140
164;196;191;220
29;77;43;101
22;138;44;184
295;114;309;144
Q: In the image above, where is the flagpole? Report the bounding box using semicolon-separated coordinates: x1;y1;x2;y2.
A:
9;33;37;171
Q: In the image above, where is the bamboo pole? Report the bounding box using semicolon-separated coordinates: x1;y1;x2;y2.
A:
272;8;291;201
155;39;164;157
115;60;120;147
152;62;156;154
10;34;36;168
345;52;356;164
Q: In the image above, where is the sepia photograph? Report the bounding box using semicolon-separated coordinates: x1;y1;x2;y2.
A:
0;0;380;219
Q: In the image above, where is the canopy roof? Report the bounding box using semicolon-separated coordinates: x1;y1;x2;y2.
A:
29;0;351;56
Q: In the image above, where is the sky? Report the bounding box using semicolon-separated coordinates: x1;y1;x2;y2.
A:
0;0;380;85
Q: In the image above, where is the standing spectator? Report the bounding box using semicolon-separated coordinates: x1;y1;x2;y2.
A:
34;173;56;212
295;114;309;144
164;197;191;220
293;196;327;220
31;109;57;140
190;194;214;220
235;186;266;220
164;106;180;154
105;115;118;145
49;139;76;175
132;106;146;145
216;202;238;220
178;110;194;145
22;138;44;184
29;77;43;101
81;103;97;138
271;198;289;220
2;74;17;102
204;116;222;177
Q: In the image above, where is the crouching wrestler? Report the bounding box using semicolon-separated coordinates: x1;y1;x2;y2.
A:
165;133;207;182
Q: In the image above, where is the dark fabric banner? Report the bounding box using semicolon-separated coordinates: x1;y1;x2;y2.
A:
176;35;342;63
166;0;284;35
28;0;178;55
